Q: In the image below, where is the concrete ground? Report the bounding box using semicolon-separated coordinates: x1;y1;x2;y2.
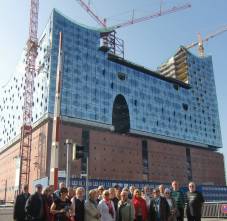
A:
0;207;226;221
185;219;226;221
0;207;13;221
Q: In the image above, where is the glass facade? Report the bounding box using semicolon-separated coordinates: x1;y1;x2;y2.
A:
0;9;222;149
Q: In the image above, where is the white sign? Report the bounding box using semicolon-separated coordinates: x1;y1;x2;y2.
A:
58;170;66;178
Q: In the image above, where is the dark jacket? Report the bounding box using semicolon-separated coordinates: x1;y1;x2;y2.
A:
149;196;170;221
25;192;45;220
186;191;204;218
74;198;85;221
13;192;30;221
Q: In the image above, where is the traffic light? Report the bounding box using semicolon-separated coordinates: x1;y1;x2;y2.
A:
72;143;87;160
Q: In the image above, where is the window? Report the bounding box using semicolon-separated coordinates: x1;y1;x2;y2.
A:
117;72;126;80
182;103;188;111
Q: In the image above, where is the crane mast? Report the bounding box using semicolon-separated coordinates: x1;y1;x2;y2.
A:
18;0;39;193
186;25;227;57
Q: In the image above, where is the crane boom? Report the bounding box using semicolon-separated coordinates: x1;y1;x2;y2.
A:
111;3;191;29
186;24;227;57
76;0;107;28
19;0;39;193
76;1;191;30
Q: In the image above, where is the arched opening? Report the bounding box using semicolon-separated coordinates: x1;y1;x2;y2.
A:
112;94;130;133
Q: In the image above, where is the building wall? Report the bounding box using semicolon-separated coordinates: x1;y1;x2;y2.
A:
0;119;225;201
190;148;225;185
0;122;49;201
148;140;188;185
89;130;143;181
0;142;19;201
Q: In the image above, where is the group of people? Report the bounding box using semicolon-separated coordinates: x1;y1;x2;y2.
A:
13;180;204;221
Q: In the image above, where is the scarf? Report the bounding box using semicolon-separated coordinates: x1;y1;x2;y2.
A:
104;199;114;218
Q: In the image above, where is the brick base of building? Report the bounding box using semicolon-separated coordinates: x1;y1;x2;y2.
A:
0;118;225;201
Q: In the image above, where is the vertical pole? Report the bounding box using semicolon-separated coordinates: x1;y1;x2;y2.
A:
4;179;7;203
66;139;72;187
85;156;89;200
217;203;220;220
50;32;63;190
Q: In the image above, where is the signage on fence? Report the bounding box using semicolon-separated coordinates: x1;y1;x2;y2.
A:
221;204;227;214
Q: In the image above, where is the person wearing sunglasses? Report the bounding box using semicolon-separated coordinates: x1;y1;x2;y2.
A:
164;188;177;221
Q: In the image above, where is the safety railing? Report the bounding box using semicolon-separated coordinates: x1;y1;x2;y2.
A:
202;201;227;218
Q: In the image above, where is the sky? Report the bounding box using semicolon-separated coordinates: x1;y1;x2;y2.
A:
0;0;226;173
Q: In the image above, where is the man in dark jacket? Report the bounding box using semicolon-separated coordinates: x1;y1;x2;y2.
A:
149;188;170;221
186;182;204;221
25;184;45;221
13;184;30;221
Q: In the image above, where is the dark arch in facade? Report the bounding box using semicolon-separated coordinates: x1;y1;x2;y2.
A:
112;94;130;133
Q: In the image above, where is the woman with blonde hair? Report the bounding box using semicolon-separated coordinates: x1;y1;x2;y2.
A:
71;187;85;221
98;190;116;221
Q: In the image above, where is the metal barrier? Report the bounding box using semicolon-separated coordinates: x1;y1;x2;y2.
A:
202;202;227;218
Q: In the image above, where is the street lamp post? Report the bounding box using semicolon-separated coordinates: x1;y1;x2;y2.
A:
65;139;73;187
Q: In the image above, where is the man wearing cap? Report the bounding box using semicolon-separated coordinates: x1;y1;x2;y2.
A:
25;184;46;221
13;184;30;221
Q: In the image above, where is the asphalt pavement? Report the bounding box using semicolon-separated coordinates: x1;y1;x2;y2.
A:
0;207;226;221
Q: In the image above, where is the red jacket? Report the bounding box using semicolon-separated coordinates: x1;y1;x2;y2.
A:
133;196;148;221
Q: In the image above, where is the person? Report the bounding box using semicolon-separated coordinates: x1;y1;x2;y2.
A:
132;189;148;221
122;187;129;192
109;187;119;213
51;187;72;221
68;187;75;201
84;189;101;221
149;188;170;221
43;186;52;221
128;186;135;200
13;184;30;221
170;181;185;221
142;186;151;209
71;187;85;221
164;188;177;221
114;185;121;194
54;182;66;200
98;190;116;221
25;184;45;221
116;188;122;201
186;182;204;221
117;190;135;221
97;186;105;203
159;185;165;197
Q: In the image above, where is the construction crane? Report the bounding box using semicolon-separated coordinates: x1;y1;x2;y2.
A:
77;0;107;28
110;3;191;30
76;0;191;58
76;0;191;29
186;25;227;57
18;0;39;193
